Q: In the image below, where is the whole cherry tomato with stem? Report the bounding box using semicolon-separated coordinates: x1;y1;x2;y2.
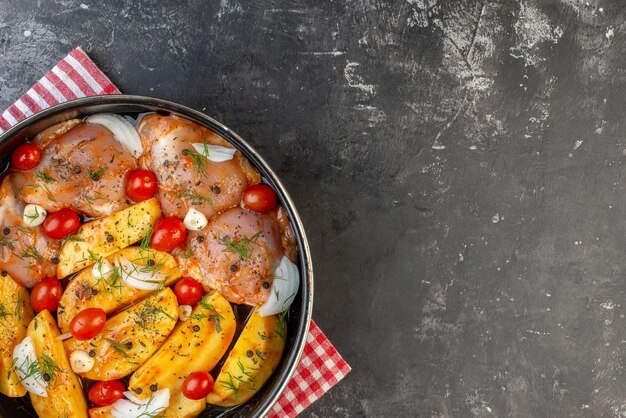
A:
42;208;80;240
30;278;63;313
69;308;106;340
182;371;214;400
150;216;186;252
125;169;158;202
242;184;277;213
11;143;42;171
88;380;126;406
174;277;204;306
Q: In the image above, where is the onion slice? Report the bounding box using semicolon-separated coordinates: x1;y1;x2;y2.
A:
258;256;300;317
12;336;48;397
191;143;236;162
86;113;143;158
111;388;170;418
116;257;168;291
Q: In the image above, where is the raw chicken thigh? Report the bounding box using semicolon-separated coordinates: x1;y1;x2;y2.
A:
177;207;284;305
0;177;60;287
11;120;137;217
137;114;260;219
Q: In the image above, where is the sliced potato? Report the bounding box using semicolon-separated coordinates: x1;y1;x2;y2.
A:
0;274;34;397
57;198;162;278
64;288;178;380
129;292;236;403
163;392;205;418
206;311;286;407
57;246;181;332
88;407;112;418
28;310;88;418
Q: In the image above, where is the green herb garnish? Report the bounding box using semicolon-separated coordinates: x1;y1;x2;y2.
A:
217;232;261;261
87;167;106;181
35;171;55;184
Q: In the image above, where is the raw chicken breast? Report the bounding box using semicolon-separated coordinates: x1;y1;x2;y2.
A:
177;207;283;305
11;120;137;217
0;177;60;288
137;114;260;219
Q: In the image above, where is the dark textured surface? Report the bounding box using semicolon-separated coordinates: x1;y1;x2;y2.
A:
2;0;626;416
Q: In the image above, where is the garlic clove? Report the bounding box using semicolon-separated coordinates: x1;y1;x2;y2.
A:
183;208;208;231
69;349;95;374
23;204;47;227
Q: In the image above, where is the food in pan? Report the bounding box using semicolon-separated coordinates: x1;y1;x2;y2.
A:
0;112;300;417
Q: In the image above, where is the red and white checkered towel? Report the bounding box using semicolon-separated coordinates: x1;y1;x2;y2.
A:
0;47;350;417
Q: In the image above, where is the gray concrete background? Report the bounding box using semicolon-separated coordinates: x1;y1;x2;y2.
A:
2;0;626;416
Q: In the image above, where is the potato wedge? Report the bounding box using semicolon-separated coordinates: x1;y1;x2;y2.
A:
64;288;178;380
129;292;236;404
57;246;181;332
0;274;34;397
88;407;112;418
89;393;203;418
57;198;162;278
27;310;88;418
206;311;286;407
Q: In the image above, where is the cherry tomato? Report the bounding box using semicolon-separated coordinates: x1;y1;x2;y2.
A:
30;278;62;313
125;169;158;202
42;208;80;239
174;277;204;306
182;371;214;400
69;308;106;340
242;184;277;213
11;143;42;171
88;380;126;406
150;217;187;252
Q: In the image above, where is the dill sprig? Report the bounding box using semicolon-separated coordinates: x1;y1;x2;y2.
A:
0;303;12;321
14;353;62;385
17;245;47;263
14;293;21;320
182;142;210;176
35;171;55;184
176;188;213;207
87;167;107;181
217;232;261;261
104;338;131;358
275;310;288;340
140;226;153;250
189;296;224;333
178;247;193;259
134;393;167;418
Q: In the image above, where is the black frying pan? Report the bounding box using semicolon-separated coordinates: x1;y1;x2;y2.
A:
0;95;313;418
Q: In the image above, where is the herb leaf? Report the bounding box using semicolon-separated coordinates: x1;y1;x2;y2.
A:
87;167;106;181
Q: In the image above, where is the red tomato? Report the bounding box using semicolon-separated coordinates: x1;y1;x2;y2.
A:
174;277;204;306
30;278;62;313
242;184;277;213
150;217;186;252
88;380;126;406
11;143;42;171
125;169;158;202
69;308;106;340
42;208;80;240
182;371;214;400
